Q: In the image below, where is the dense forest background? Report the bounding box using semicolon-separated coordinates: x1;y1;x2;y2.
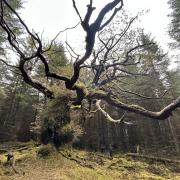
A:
0;0;179;158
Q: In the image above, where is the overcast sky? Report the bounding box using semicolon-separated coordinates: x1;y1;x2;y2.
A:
20;0;173;57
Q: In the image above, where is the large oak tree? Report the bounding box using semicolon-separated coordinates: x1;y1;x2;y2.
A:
0;0;179;122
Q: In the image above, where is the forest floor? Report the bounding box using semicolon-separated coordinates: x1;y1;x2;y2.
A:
0;142;180;180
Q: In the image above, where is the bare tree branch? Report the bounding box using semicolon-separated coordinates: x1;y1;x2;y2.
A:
99;1;124;31
72;0;83;23
69;0;124;87
96;100;125;123
111;81;169;99
87;91;180;120
0;58;19;69
65;41;80;58
43;22;80;53
19;58;54;98
0;0;179;121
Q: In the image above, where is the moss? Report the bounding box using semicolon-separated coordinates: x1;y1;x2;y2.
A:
70;105;81;110
0;142;180;180
37;144;55;158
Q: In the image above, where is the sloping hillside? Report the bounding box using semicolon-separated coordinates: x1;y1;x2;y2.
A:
0;142;179;180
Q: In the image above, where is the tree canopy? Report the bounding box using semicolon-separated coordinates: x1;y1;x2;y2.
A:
0;0;179;122
168;0;180;48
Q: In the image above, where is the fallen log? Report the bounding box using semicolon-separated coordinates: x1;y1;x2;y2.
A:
126;153;180;164
0;149;8;153
59;151;95;169
0;146;30;154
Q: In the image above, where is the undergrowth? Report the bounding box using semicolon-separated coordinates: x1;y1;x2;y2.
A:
0;142;179;180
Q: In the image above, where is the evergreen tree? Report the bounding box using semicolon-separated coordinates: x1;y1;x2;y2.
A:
0;0;23;54
168;0;180;48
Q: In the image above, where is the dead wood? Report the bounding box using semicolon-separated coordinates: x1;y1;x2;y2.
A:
126;153;180;164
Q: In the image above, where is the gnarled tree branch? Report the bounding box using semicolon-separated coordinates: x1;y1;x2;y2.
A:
96;100;125;123
87;91;180;120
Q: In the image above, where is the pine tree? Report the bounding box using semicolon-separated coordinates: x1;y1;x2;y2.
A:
168;0;180;48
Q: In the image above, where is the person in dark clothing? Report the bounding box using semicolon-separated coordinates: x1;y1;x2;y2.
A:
6;152;14;162
6;152;25;175
100;144;106;153
109;144;113;157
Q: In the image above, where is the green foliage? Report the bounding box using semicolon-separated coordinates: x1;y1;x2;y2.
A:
166;67;180;96
36;43;69;77
41;95;70;129
0;0;23;52
46;43;68;68
168;0;180;48
0;66;39;142
57;123;74;144
40;96;85;147
39;95;72;146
